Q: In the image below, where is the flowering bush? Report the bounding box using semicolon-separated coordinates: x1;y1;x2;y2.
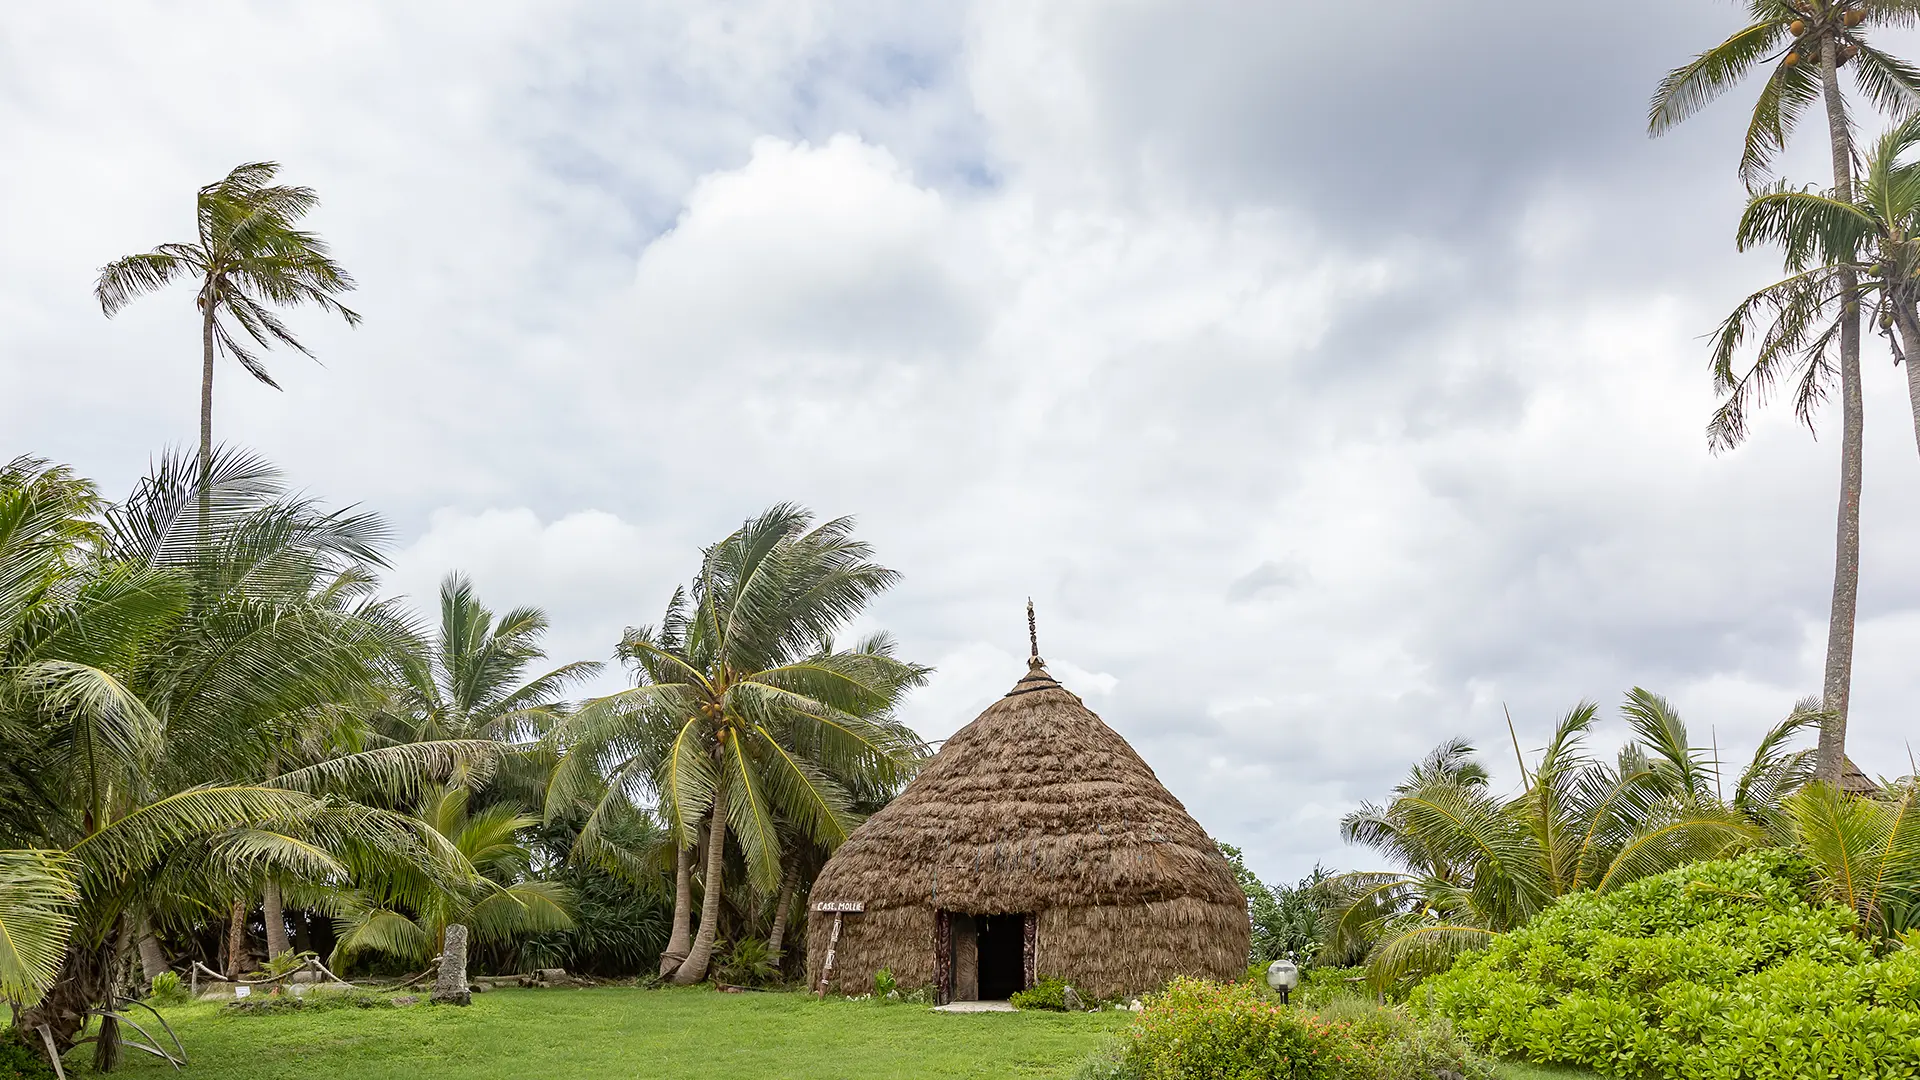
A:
1120;977;1487;1080
1418;851;1920;1080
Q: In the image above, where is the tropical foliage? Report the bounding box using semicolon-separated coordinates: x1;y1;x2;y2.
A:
1419;850;1920;1080
0;442;933;1074
0;452;487;1064
325;786;573;968
1220;844;1336;968
548;504;929;984
1328;691;1801;991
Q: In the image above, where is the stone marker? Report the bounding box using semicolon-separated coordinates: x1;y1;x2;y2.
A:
431;924;471;1006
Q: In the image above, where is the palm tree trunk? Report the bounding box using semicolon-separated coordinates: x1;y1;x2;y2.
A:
199;296;216;476
136;917;169;982
671;780;730;985
767;853;801;966
1896;293;1920;460
224;898;248;978
20;935;118;1059
1815;35;1863;787
263;880;290;960
659;842;694;977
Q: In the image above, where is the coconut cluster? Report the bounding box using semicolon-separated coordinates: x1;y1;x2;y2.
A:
1783;5;1867;68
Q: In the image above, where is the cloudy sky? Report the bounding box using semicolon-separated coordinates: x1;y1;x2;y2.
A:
5;2;1920;884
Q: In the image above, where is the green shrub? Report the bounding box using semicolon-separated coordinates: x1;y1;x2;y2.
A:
872;967;897;999
146;969;190;1005
1123;977;1344;1079
1418;850;1920;1080
1307;997;1490;1080
715;937;778;987
0;1029;54;1080
1010;976;1071;1011
1113;977;1491;1080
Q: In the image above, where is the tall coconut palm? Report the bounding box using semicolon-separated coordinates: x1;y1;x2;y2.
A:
1722;113;1920;461
1651;2;1920;785
94;162;360;473
1329;692;1762;992
548;505;929;985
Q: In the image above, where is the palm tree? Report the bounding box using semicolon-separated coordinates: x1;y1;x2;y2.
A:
390;573;602;746
1787;778;1920;937
325;785;574;969
94;162;360;473
548;505;929;985
1329;692;1763;992
1651;2;1920;785
1721;113;1920;461
366;572;601;816
1;454;486;1064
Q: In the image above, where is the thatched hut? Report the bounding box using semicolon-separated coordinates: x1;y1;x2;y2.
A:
805;655;1249;1003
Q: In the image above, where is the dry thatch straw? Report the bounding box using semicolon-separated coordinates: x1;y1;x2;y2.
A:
806;658;1249;1000
1841;757;1881;797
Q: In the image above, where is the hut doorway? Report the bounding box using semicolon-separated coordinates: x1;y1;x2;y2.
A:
976;913;1028;1000
936;911;1033;1003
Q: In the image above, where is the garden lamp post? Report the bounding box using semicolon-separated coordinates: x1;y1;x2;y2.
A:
1266;957;1299;1005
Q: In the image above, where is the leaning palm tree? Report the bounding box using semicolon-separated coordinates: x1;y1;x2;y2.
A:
94;161;360;473
1651;2;1920;786
1329;692;1763;992
548;505;929;985
1722;112;1920;461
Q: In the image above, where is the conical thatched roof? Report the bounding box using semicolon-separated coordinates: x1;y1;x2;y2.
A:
810;658;1242;914
1841;756;1880;797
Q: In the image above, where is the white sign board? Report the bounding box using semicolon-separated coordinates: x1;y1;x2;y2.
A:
812;900;865;913
234;985;251;998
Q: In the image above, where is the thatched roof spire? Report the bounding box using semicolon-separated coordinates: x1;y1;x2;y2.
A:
1027;597;1041;667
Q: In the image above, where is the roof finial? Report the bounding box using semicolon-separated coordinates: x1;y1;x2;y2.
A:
1027;598;1042;667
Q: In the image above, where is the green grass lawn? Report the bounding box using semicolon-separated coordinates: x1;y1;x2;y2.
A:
75;988;1129;1080
68;987;1601;1080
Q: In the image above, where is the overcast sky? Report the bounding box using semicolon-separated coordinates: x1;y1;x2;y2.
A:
5;2;1920;885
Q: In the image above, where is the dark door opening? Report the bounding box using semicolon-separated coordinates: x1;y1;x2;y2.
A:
975;913;1028;1000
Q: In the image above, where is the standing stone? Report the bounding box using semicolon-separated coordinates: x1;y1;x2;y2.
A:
431;924;471;1006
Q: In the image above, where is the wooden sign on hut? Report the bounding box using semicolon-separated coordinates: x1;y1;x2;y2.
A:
806;632;1249;1004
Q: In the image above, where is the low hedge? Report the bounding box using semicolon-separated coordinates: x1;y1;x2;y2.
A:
1115;976;1488;1080
1417;850;1920;1079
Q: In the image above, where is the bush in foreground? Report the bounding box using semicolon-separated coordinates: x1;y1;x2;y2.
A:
1418;850;1920;1079
1110;976;1488;1080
